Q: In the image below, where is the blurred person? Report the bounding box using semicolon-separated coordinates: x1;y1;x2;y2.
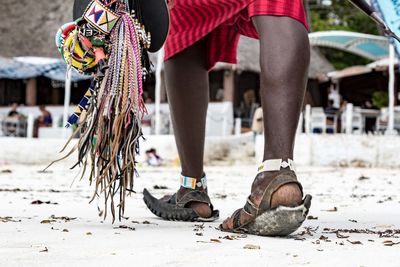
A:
7;103;20;118
324;99;339;133
362;100;377;133
214;88;224;102
328;84;340;109
3;103;25;137
242;89;257;121
337;100;348;132
251;106;263;136
339;100;348;111
33;105;53;137
144;0;312;237
145;148;163;166
325;100;339;116
37;105;53;127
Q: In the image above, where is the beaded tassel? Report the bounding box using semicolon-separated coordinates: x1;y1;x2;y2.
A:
83;12;146;222
48;8;147;222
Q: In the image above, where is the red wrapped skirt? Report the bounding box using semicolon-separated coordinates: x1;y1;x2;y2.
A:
164;0;308;70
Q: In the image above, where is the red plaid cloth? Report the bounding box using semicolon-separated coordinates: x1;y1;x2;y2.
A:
165;0;308;70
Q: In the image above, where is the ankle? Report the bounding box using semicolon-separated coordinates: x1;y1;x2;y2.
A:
181;169;205;180
262;155;293;162
181;171;205;181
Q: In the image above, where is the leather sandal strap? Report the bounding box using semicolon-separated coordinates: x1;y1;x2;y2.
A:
243;197;258;217
231;209;243;229
176;190;212;209
259;171;302;211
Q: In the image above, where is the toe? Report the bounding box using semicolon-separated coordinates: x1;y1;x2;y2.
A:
221;209;253;231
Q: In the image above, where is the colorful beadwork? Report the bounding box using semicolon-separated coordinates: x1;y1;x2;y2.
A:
180;175;207;190
51;0;151;222
84;0;120;34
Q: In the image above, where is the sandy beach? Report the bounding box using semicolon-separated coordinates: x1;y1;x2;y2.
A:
1;163;399;267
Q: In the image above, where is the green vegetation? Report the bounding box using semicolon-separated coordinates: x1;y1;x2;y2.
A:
371;91;389;109
309;0;379;34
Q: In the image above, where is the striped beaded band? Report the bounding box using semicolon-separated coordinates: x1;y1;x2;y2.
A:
180;175;207;190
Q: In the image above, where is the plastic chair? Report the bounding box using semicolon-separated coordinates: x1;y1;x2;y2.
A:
376;108;388;134
325;114;338;134
341;106;363;134
310;107;326;134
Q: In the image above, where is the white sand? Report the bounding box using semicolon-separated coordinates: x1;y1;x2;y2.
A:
1;164;399;267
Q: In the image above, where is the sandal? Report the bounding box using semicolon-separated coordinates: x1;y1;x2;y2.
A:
220;159;312;236
143;174;219;222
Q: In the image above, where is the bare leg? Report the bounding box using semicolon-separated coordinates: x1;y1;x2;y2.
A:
222;16;310;229
164;40;211;217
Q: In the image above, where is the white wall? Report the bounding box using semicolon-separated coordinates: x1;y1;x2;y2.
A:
0;133;254;166
1;134;399;168
255;134;400;168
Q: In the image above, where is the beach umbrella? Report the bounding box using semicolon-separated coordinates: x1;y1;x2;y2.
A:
310;31;398;134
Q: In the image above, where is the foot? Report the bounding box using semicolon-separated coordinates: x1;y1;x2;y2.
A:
177;186;212;218
221;171;302;230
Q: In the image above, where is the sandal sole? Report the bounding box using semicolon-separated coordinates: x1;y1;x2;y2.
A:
143;189;219;222
220;194;312;236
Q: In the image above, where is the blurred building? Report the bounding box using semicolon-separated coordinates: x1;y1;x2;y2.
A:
0;0;87;106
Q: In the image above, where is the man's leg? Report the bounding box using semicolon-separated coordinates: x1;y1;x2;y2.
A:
222;16;310;228
164;40;211;218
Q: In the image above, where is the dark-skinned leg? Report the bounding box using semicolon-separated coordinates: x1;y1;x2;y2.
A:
164;40;212;218
222;16;310;229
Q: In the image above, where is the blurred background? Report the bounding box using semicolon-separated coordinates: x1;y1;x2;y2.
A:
0;0;399;167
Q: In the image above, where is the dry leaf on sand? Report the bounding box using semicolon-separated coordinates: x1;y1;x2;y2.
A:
243;244;260;250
